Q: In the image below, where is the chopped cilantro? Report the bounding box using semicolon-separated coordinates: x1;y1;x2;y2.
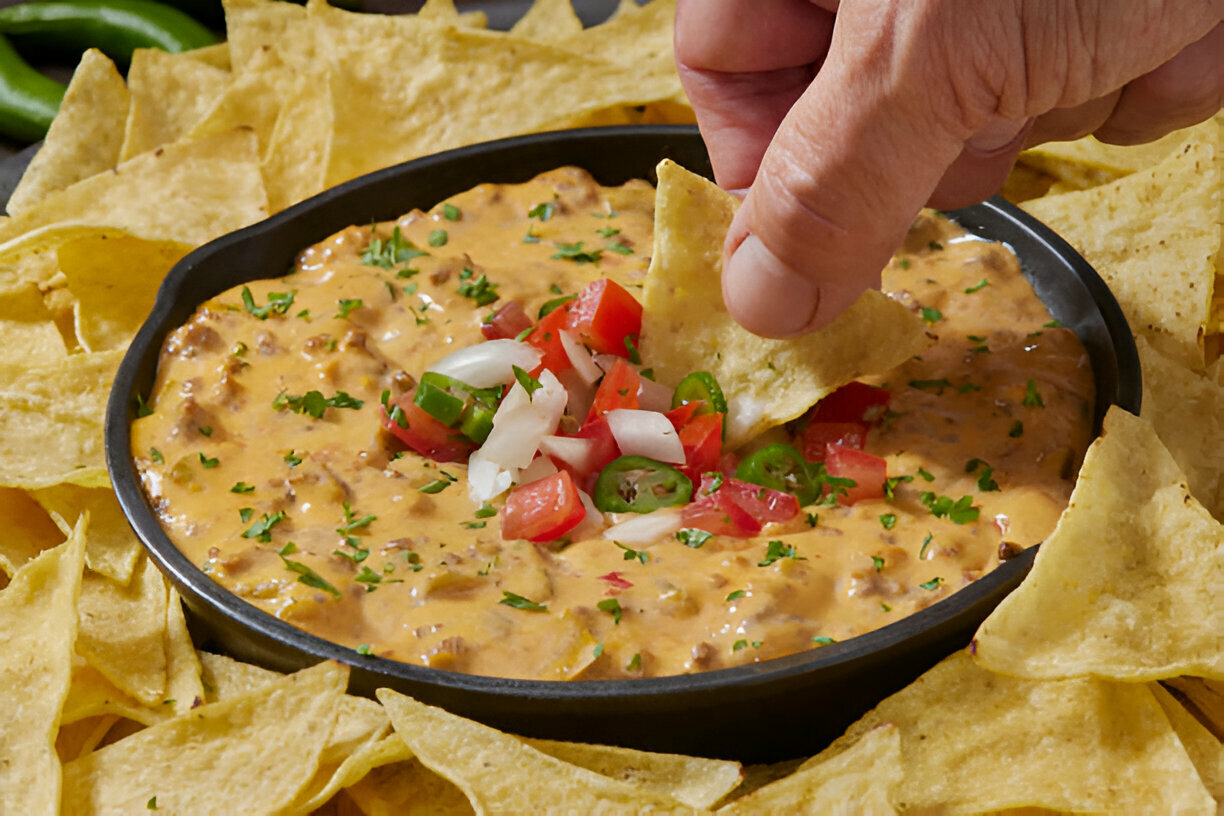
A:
427;229;448;247
240;286;294;319
919;532;934;559
513;365;543;397
1044;319;1063;328
805;512;819;527
597;227;620;237
280;554;340;598
551;241;602;264
898;257;911;269
758;539;802;567
242;511;286;543
928;240;943;251
732;639;748;651
278;542;297;556
919;492;979;524
917;468;935;482
538;294;576;318
527;201;555;221
284;450;303;467
627;653;641;671
230;482;255;494
272;390;364;419
1023;379;1045;407
872;555;885;571
475;504;497;518
615;542;649;564
596;597;622;624
336;298;363;319
549;283;563;294
198;453;219;469
239;507;253;523
147;796;158;810
965;459;999;491
725;589;746;601
623;335;641;364
605;240;633;255
461;520;487;529
702;472;724;495
593;642;604;658
135;394;154;417
522;228;540;244
964;278;990;293
919;576;944;591
356;644;373;656
881;602;892;612
811;636;837;645
198;426;213;437
499;591;547;611
959;382;982;393
149;448;164;464
354;565;382;590
676;528;712;549
909;378;952;394
419;479;452;494
879;513;897;530
457;272;500;306
883;475;913;500
441;203;461;221
361;226;427;269
1009;420;1024;438
920;306;942;323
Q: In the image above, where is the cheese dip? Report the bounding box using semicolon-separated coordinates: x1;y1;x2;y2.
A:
132;168;1094;681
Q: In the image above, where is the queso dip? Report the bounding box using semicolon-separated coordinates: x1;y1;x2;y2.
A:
132;168;1094;681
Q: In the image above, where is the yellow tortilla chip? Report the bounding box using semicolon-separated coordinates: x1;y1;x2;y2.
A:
119;46;233;162
822;650;1214;814
346;756;475;816
417;0;488;27
0;350;121;488
32;484;144;585
62;661;347;814
62;658;163;728
1165;677;1224;741
7;50;128;217
973;407;1224;681
0;281;70;362
289;698;396;813
1023;120;1218;181
198;650;282;703
0;517;86;815
1151;684;1224;802
224;0;315;73
525;737;743;809
717;724;900;815
1023;123;1221;370
57;232;193;353
184;41;231;70
510;0;583;42
376;689;692;813
0;486;64;576
552;0;680;94
163;589;205;717
76;556;170;707
641;160;930;447
1137;336;1224;521
311;2;680;186
260;68;334;213
0;128;269;253
57;714;120;763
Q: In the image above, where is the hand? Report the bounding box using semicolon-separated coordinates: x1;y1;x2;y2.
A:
675;0;1224;337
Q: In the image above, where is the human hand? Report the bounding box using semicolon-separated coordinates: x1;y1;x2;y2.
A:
675;0;1224;337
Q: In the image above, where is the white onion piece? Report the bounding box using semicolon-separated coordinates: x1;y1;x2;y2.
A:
467;448;517;504
569;488;605;538
427;339;541;388
477;369;567;469
604;408;685;463
518;455;558;485
557;367;595;424
538;435;596;471
637;376;673;413
559;329;602;385
593;353;621;373
602;507;683;544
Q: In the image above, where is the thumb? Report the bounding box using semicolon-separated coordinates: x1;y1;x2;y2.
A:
721;6;1018;337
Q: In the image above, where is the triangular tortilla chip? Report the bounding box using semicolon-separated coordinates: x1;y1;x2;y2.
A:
973;407;1224;681
641;160;930;448
119;47;233;162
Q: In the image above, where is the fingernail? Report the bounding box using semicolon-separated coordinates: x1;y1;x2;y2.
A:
722;234;820;338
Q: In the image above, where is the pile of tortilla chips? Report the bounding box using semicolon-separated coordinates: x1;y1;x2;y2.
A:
0;0;1221;810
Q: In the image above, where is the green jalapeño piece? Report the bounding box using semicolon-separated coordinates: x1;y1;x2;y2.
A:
412;372;501;443
735;443;820;506
593;455;694;514
670;371;728;416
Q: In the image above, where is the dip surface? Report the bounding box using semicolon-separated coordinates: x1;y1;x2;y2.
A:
132;168;1095;681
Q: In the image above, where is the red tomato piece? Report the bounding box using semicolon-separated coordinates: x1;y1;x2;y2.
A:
678;412;722;482
585;358;640;424
598;571;634;591
526;302;573;376
481;300;533;341
682;493;762;538
799;421;867;462
381;391;474;463
500;470;586;542
813;382;891;424
551;416;621;494
824;445;887;505
715;476;801;524
566;279;643;357
663;401;702;432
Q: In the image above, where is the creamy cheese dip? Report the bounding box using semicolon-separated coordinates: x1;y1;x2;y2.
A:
132;167;1094;681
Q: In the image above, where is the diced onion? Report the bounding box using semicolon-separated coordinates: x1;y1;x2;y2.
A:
557;367;594;424
592;353;620;373
571;488;605;537
467;448;516;503
538;435;595;471
560;329;602;385
427;339;541;388
518;455;558;485
477;369;567;469
602;507;683;544
637;376;672;413
604;408;685;463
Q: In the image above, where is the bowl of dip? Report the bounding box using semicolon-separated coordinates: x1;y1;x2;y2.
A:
106;125;1140;762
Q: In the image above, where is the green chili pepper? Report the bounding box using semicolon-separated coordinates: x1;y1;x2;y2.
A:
0;0;217;67
671;371;728;416
593;455;693;514
735;443;820;505
413;372;501;444
0;34;64;142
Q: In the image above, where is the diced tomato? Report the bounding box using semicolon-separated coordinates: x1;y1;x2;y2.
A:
677;413;722;482
381;390;474;463
585;358;640;424
664;401;702;432
551;416;621;494
565;279;643;357
598;571;634;591
799;421;867;462
715;476;801;524
824;445;887;505
682;493;762;538
812;382;891;424
526;302;573;376
481;300;533;341
681;475;799;537
500;470;586;542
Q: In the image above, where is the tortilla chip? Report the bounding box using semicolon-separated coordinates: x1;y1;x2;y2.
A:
973;407;1224;681
7;50;129;217
0;281;69;362
717;724;900;815
76;556;170;707
1151;683;1224;801
31;485;144;585
1137;336;1224;520
57;231;193;353
289;700;397;813
0;486;64;576
641;160;930;448
261;68;334;213
1165;677;1224;742
57;714;120;763
376;690;692;813
62;661;347;814
198;651;282;703
417;0;488;27
551;0;680;94
62;658;163;728
1023;123;1221;370
510;0;583;42
346;756;475;816
224;0;316;73
0;128;268;254
820;650;1214;813
120;47;233;162
0;350;121;488
525;737;743;809
311;2;680;187
0;517;86;815
1022;120;1217;183
163;589;205;717
184;41;232;70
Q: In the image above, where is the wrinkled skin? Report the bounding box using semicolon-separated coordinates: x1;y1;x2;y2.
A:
675;0;1224;337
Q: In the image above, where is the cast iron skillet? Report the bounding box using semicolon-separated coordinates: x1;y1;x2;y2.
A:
106;125;1140;763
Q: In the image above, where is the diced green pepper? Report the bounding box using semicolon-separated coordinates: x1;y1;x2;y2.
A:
593;455;693;514
671;371;728;416
735;443;820;506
